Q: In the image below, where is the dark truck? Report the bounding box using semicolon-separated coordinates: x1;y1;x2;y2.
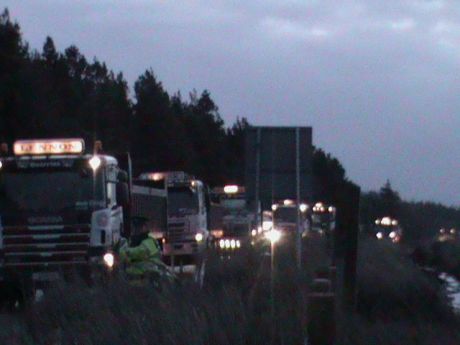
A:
0;138;130;305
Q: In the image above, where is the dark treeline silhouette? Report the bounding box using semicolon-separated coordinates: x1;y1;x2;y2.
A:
361;180;460;242
0;9;352;194
0;9;249;186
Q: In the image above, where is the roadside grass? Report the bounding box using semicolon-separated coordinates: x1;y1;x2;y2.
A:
1;236;460;344
342;237;460;344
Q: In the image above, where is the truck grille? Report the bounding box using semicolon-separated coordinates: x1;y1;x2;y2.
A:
2;224;91;267
167;221;189;242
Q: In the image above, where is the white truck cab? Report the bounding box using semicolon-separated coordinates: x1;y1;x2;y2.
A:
0;138;129;287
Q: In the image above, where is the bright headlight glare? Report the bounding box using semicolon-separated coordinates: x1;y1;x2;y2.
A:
195;233;203;242
0;160;2;169
389;231;396;239
89;155;101;171
225;239;230;248
236;240;241;248
376;232;383;240
103;253;115;268
262;221;273;231
219;239;225;248
265;229;282;244
230;239;236;248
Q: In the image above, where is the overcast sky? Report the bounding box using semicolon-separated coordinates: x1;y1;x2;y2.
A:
4;0;460;205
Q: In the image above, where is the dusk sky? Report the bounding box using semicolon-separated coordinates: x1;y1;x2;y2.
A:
4;0;460;205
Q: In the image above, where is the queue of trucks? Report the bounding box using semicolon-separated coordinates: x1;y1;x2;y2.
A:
0;137;340;305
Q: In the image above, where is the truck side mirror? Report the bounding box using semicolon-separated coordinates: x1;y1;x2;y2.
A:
116;182;130;209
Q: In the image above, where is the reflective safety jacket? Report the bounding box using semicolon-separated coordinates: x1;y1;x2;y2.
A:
119;234;167;278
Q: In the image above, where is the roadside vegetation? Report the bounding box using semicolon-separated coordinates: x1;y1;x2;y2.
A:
1;237;459;345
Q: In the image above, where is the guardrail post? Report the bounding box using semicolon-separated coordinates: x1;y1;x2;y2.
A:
307;278;336;345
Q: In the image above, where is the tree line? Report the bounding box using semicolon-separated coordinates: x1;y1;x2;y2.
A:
0;9;353;191
0;9;248;186
2;9;458;241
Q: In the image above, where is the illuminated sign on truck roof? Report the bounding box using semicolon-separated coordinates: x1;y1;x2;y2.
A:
14;139;85;156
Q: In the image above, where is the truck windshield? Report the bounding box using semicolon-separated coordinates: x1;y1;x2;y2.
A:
168;187;199;216
0;170;104;213
274;207;298;224
224;223;249;236
221;199;246;209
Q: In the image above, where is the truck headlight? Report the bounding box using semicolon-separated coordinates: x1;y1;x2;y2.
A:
103;253;115;268
195;233;204;242
89;155;101;171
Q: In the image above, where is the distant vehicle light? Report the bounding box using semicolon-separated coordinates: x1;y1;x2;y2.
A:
14;138;84;156
299;204;308;213
211;230;224;238
271;204;278;211
236;240;241;248
191;180;197;187
230;239;236;248
328;206;335;213
376;232;383;240
375;219;380;225
391;220;398;226
389;231;396;239
265;229;282;244
283;199;294;206
224;185;239;194
0;160;2;169
251;229;257;237
195;233;204;242
103;253;115;268
219;239;225;248
89;156;102;171
451;229;456;235
381;217;392;226
225;239;230;248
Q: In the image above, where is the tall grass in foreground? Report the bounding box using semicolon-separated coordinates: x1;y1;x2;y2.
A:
1;237;460;344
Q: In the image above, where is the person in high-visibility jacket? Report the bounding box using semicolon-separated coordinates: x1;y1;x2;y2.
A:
119;217;175;285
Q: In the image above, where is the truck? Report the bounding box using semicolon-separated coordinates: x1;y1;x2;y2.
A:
311;202;336;236
374;216;402;243
131;178;167;245
138;171;209;265
0;138;130;305
271;200;309;239
210;185;254;252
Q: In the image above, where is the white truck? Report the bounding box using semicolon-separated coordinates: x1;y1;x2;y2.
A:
0;138;130;305
138;171;209;265
210;185;254;251
271;200;310;238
